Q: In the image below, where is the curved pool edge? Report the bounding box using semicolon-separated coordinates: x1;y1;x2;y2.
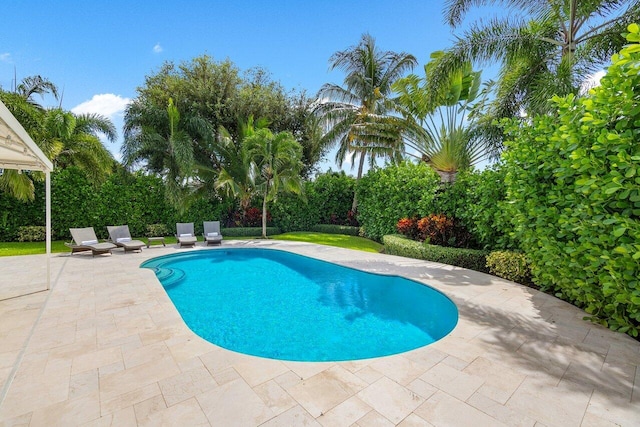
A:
140;246;460;362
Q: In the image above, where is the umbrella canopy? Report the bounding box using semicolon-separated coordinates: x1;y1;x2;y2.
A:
0;101;53;172
0;99;53;299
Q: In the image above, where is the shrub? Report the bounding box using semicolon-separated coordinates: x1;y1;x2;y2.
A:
415;214;474;248
357;162;440;240
446;167;516;250
486;251;531;285
51;167;98;239
146;223;170;237
231;207;270;227
311;224;360;236
270;183;319;232
396;217;419;240
383;234;489;273
313;171;356;225
417;214;454;245
221;227;281;237
502;25;640;336
17;226;46;242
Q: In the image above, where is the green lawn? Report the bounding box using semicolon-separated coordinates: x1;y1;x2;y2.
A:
273;232;383;253
0;232;383;256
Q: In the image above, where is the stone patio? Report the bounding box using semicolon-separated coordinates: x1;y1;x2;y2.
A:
0;240;638;426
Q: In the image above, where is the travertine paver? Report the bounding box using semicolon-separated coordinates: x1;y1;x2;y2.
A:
0;241;639;426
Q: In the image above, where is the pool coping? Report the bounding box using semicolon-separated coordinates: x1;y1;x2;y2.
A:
0;240;638;425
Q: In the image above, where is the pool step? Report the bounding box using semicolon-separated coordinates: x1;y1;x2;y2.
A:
154;267;186;289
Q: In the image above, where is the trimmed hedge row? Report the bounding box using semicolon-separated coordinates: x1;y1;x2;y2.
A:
221;227;281;237
0;167;232;241
311;224;360;236
383;234;489;273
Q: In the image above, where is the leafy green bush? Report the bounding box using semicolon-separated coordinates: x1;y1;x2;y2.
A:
486;251;531;284
51;167;99;239
146;223;170;237
357;162;440;240
271;171;356;232
313;171;357;225
448;167;515;250
502;25;640;336
221;227;281;237
17;226;46;242
311;224;360;235
383;234;489;272
0;176;45;241
270;183;319;232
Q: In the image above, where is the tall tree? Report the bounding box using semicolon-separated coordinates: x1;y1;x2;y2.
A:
314;33;417;210
123;98;211;207
245;128;304;238
125;55;324;194
431;0;640;155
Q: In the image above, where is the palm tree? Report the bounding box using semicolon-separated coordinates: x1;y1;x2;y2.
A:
395;51;488;182
0;85;116;200
314;33;417;210
244;128;303;238
44;109;117;184
214;116;268;221
123;98;212;207
431;0;640;155
15;75;59;109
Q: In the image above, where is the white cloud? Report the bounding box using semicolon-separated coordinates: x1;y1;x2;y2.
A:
153;43;163;53
0;53;11;63
580;70;606;95
71;93;130;120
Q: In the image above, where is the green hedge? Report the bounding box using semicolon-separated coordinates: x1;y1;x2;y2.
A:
311;224;360;235
383;234;489;273
221;227;281;237
357;162;440;240
502;26;640;336
271;171;356;232
270;183;319;232
0;167;231;241
435;167;515;250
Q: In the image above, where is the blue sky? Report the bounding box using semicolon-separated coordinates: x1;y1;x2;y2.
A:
2;0;500;171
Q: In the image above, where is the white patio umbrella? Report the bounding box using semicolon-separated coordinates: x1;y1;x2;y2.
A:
0;100;54;296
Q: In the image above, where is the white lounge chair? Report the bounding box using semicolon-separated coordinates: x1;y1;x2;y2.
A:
203;221;223;245
107;225;145;253
66;227;117;257
176;222;197;248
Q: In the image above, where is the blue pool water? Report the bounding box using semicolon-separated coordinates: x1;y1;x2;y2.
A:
141;248;458;362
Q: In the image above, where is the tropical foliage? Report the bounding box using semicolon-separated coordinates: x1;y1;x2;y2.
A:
395;51;487;182
431;0;640;154
314;33;417;209
1;76;116;200
502;25;640;335
356;161;440;240
245;128;304;238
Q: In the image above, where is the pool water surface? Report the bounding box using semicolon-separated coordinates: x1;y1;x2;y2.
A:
142;248;458;362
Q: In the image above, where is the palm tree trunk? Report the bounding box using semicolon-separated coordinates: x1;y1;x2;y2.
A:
351;152;366;212
261;182;269;238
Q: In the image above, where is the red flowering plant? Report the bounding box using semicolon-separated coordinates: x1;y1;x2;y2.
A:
417;214;473;248
231;207;271;227
396;217;419;240
417;214;455;245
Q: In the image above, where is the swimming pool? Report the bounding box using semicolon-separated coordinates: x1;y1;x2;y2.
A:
142;248;458;362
